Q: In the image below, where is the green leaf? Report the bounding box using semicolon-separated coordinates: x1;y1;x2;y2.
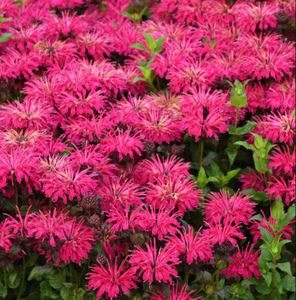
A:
208;161;223;177
40;281;59;299
262;272;272;287
131;42;145;51
132;76;145;83
229;122;256;135
0;282;7;298
271;200;284;223
278;205;295;229
255;280;271;295
276;262;292;275
0;33;13;43
8;271;20;289
282;275;296;292
28;265;52;281
225;144;239;166
197;166;208;188
155;36;165;53
230;80;249;108
234;141;255;151
253;152;268;174
260;227;273;244
243;189;269;202
60;286;72;300
225;168;240;182
143;33;156;52
48;273;64;290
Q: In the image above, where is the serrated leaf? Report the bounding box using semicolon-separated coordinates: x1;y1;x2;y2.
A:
283;275;296;292
155;36;165;53
28;265;52;281
271;200;284;223
262;272;272;286
242;189;269;202
60;286;72;300
260;227;274;244
276;262;292;275
225;168;240;182
278;205;295;229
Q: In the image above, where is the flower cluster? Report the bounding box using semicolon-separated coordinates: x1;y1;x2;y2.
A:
0;0;294;299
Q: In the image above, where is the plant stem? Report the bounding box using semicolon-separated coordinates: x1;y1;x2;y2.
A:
17;259;26;300
14;179;19;207
198;138;204;166
234;108;239;133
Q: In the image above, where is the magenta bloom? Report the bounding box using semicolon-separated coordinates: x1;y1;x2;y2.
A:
146;176;201;215
151;284;200;300
0;147;41;193
26;209;68;247
254;111;295;145
204;221;245;246
129;240;180;284
180;88;229;141
0;219;16;253
57;219;94;265
87;259;137;299
134;155;190;184
168;226;213;264
222;244;261;279
205;190;255;225
100;129;143;161
42;166;97;203
269;146;295;176
135;204;181;240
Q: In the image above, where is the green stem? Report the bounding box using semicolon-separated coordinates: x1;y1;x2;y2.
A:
198;138;204;166
14;179;19;207
17;259;26;300
234;108;239;133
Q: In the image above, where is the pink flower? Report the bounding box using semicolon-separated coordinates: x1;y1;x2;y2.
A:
267;177;295;205
26;209;68;247
42;166;97;203
205;190;255;225
151;284;200;300
0;219;16;253
232;3;279;32
266;80;295;112
0;147;41;193
57;219;94;264
180;88;229;141
136;204;181;240
204;221;245;246
134;155;190;184
100;129;143;161
269;146;295;176
146;176;201;215
254;111;295;145
136;108;183;144
222;244;261;279
87;259;137;299
129;240;180;284
98;177;143;211
0;98;52;130
239;169;266;192
168;226;213;264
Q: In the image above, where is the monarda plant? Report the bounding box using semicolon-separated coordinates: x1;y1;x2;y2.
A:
0;0;295;299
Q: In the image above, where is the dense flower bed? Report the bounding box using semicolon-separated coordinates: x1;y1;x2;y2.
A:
0;0;295;299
